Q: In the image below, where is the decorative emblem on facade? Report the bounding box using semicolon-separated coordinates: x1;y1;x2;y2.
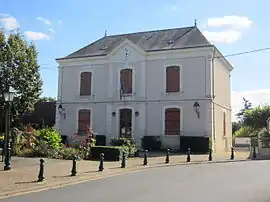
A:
124;48;130;63
193;101;200;119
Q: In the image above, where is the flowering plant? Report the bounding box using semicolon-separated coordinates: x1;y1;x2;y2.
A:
71;126;96;149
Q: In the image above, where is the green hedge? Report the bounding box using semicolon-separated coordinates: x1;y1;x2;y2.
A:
141;136;162;151
95;135;106;146
90;146;122;161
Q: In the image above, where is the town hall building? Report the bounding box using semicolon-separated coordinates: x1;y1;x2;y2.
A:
55;25;233;153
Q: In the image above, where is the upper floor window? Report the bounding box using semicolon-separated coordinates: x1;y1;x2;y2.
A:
80;72;92;96
166;66;180;93
165;107;181;135
120;68;132;94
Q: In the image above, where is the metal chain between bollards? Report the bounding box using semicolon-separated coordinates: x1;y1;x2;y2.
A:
71;155;77;176
143;150;148;165
186;148;191;162
121;152;126;168
37;159;45;182
165;148;170;164
230;147;234;160
99;153;104;172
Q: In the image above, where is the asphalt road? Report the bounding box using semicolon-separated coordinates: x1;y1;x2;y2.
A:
2;160;270;202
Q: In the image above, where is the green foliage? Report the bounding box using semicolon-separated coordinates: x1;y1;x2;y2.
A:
90;146;122;161
37;96;56;103
36;127;62;149
234;126;258;138
109;137;137;157
58;146;87;160
232;122;242;135
242;105;270;129
141;136;162;151
236;97;252;121
0;30;42;129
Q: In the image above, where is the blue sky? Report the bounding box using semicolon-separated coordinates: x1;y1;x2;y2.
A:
1;0;270;119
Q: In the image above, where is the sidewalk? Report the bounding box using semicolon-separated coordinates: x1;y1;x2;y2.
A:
0;151;250;199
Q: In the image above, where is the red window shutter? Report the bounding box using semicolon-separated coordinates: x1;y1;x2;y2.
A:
223;112;226;136
120;69;132;93
165;108;180;135
80;72;92;95
78;109;91;133
166;66;180;92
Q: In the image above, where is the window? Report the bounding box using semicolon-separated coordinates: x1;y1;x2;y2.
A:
223;111;227;136
78;109;91;134
80;72;92;96
165;108;181;135
166;66;180;92
120;68;132;94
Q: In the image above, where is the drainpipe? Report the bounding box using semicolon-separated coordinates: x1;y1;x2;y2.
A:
211;47;216;152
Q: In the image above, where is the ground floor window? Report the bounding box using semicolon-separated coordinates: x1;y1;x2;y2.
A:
165;107;181;135
119;108;132;138
78;109;91;135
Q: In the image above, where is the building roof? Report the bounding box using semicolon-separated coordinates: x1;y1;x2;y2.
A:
59;26;212;60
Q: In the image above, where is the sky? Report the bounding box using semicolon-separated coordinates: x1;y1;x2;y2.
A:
0;0;270;121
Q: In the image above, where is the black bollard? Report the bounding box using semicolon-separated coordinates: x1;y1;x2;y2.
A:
187;148;191;162
230;147;234;160
165;148;170;164
143;150;148;165
4;142;11;170
71;155;77;176
208;148;212;161
252;146;256;160
99;153;104;172
37;159;45;182
121;152;126;168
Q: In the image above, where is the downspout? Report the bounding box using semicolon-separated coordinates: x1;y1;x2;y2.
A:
211;47;216;152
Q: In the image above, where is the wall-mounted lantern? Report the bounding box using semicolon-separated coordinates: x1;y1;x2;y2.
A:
193;101;200;118
58;104;66;119
112;112;116;117
135;111;140;117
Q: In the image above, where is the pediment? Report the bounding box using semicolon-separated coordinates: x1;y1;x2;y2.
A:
108;39;146;63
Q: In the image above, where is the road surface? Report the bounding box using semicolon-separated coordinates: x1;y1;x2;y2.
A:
1;160;270;202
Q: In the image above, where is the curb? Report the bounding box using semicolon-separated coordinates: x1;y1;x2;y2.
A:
0;158;249;200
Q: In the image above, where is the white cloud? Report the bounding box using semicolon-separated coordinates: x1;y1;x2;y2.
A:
166;5;180;12
48;28;55;33
0;14;19;30
203;30;242;44
57;20;62;25
24;31;50;41
36;17;52;25
231;89;270;121
206;16;253;29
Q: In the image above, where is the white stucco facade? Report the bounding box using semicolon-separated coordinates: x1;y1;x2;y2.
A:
56;39;233;151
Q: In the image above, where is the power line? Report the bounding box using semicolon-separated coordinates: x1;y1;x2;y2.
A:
216;47;270;58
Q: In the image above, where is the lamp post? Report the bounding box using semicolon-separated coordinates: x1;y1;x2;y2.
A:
3;86;16;170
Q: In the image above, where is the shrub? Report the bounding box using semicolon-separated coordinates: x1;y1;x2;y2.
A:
95;135;106;146
234;126;258;138
36;127;62;150
58;146;86;160
109;137;137;157
90;146;122;161
141;136;161;151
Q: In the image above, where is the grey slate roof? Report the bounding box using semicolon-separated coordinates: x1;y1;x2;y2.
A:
60;26;212;60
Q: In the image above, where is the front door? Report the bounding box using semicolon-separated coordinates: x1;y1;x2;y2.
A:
119;108;132;138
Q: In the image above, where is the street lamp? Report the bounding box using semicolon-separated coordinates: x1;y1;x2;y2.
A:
3;86;16;170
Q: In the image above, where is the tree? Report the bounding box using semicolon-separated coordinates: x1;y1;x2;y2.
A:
243;105;270;129
37;96;56;103
0;30;42;130
232;122;241;135
236;97;252;121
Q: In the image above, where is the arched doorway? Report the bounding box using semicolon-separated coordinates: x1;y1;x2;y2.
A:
119;108;132;138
